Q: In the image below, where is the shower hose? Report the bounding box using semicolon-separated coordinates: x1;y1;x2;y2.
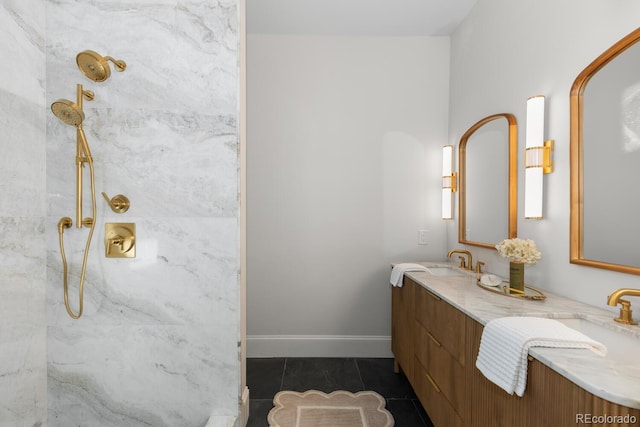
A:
57;161;97;319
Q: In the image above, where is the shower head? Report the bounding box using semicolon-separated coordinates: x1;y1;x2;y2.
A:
51;99;85;127
76;50;127;82
50;98;93;161
51;85;94;126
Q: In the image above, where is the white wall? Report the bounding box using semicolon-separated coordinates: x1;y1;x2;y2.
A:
247;35;450;356
448;0;640;309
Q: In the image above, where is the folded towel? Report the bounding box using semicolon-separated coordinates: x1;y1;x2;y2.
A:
475;317;607;397
390;263;428;287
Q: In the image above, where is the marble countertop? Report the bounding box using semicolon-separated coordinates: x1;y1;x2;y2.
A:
399;261;640;410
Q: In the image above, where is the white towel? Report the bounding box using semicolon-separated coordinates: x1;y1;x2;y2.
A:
475;317;607;397
389;263;428;287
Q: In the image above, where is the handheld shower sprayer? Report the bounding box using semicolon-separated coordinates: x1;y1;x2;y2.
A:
51;84;98;319
76;50;126;82
51;85;95;227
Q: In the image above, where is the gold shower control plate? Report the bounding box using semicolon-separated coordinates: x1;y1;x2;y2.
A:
105;223;136;258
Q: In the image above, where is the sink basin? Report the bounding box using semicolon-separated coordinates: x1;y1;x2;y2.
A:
556;317;640;364
425;267;466;277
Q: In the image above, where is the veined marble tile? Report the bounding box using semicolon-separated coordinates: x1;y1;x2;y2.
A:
0;217;45;278
0;216;46;348
47;217;239;326
0;218;46;427
0;323;47;427
47;109;238;218
0;216;46;341
0;1;45;102
47;323;240;427
45;0;240;424
46;0;238;113
0;90;46;217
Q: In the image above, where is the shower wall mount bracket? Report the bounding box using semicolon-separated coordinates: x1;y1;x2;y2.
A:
105;223;136;258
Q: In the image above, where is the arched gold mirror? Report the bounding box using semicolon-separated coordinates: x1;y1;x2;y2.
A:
459;113;518;249
570;27;640;275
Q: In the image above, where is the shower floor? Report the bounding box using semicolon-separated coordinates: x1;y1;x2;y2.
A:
246;357;433;427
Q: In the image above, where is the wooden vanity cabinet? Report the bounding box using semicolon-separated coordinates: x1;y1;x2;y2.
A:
414;284;466;426
391;276;415;380
392;277;640;427
465;319;640;427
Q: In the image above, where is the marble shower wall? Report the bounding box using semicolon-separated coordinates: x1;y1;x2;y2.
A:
45;0;240;426
0;1;47;426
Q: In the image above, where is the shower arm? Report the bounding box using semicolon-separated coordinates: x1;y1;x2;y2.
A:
104;56;127;72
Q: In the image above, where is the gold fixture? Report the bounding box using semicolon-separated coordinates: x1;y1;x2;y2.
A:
442;145;456;220
102;192;130;213
570;27;640;275
51;84;98;319
443;172;457;193
475;261;485;274
476;280;546;301
458;114;518;249
51;85;95;228
448;249;472;270
424;372;441;393
105;223;136;258
425;330;441;347
76;50;127;82
607;288;640;325
525;140;554;173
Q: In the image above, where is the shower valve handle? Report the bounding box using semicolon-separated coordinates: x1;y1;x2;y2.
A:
102;192;130;213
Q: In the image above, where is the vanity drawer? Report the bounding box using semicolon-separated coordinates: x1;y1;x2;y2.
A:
415;322;464;411
414;284;466;364
414;356;463;427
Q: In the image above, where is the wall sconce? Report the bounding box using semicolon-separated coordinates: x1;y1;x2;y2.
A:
442;145;456;220
525;95;554;219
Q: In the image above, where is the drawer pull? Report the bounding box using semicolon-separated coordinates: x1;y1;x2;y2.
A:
425;372;441;393
426;330;441;347
426;291;441;301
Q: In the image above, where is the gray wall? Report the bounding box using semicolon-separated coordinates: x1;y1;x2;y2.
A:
448;0;640;308
1;0;241;425
247;35;450;356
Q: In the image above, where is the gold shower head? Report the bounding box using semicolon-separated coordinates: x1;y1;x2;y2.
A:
51;99;85;126
50;86;94;126
76;50;127;82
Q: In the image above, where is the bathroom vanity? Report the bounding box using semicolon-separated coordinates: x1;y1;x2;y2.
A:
391;263;640;427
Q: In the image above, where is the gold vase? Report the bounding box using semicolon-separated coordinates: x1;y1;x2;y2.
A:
509;261;525;293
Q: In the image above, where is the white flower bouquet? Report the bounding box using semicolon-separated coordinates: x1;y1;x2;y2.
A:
495;238;541;265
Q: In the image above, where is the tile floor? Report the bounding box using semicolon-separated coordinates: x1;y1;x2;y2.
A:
246;357;434;427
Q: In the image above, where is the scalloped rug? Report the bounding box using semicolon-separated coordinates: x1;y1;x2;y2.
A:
267;390;394;427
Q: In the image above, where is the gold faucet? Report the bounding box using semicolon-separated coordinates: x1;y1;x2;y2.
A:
448;249;472;270
607;288;640;325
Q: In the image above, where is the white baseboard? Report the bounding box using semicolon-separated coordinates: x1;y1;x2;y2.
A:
246;335;393;358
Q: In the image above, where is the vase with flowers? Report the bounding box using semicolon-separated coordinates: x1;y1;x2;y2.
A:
495;238;541;293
